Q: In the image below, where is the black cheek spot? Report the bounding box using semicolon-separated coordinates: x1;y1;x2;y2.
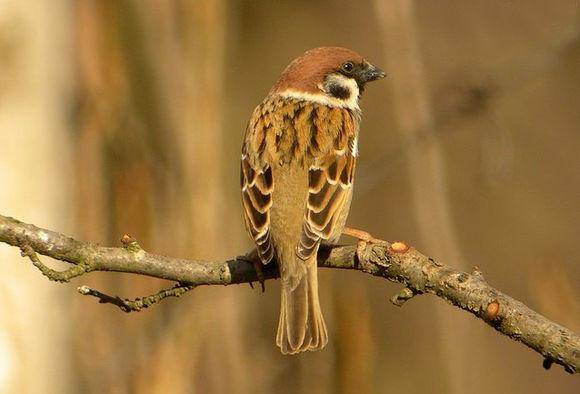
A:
327;82;351;100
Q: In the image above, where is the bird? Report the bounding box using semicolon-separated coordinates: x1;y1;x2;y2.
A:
240;47;385;354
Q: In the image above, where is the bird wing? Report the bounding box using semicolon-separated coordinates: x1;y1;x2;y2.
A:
297;109;358;260
241;153;274;264
241;101;276;265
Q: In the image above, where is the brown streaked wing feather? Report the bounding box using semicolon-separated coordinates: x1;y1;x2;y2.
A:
241;100;282;265
241;156;274;264
243;97;300;265
298;149;356;260
297;107;358;261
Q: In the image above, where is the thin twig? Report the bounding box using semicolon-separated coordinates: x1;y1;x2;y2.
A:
19;243;92;282
77;283;195;312
0;214;578;373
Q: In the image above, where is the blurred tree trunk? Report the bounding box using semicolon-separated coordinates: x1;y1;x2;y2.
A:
0;1;73;393
374;0;472;392
72;1;247;393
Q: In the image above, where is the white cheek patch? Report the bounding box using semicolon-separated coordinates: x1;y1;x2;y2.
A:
323;74;360;110
278;74;360;111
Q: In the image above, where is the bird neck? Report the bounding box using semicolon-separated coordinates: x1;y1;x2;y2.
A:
275;88;360;112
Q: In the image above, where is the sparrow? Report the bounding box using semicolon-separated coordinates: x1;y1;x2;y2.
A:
241;47;385;354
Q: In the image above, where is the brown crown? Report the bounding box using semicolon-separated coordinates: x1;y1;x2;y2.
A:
270;47;364;95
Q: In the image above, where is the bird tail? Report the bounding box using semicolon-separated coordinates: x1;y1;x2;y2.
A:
276;261;328;354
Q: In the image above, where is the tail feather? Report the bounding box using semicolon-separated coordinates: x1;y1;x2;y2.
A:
276;262;327;354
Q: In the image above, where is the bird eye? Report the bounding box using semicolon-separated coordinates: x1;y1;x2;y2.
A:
341;62;354;73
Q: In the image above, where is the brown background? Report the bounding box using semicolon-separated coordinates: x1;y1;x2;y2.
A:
0;1;578;393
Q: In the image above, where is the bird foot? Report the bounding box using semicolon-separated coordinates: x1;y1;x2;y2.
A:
237;250;265;292
342;227;386;261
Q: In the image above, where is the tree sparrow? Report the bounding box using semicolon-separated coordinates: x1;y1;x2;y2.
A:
241;47;385;354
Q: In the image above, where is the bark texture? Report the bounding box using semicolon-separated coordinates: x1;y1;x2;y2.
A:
0;214;578;374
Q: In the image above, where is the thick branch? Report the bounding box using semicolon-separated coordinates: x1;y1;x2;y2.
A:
0;214;578;373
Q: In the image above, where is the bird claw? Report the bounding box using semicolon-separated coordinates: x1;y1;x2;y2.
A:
237;251;266;292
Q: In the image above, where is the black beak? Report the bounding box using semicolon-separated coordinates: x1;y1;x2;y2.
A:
360;62;386;83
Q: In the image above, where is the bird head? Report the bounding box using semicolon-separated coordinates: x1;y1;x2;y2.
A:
271;47;385;110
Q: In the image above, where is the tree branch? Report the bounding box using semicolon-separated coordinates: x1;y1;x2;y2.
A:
0;214;578;373
77;282;196;312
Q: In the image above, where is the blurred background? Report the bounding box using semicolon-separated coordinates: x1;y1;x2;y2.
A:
0;1;579;393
